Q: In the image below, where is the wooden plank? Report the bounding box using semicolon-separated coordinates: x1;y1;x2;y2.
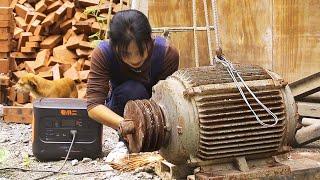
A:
3;106;33;124
0;74;9;85
0;40;10;52
297;102;320;118
0;0;11;6
46;0;63;14
40;35;62;49
53;45;77;64
41;12;55;27
15;4;30;18
25;41;40;48
26;19;41;33
35;49;50;68
14;16;27;30
10;51;36;59
79;40;93;49
0;59;10;73
17;32;32;51
29;35;45;42
289;72;320;100
66;33;85;49
35;0;47;13
75;0;99;8
54;2;67;21
21;46;36;53
273;0;320;82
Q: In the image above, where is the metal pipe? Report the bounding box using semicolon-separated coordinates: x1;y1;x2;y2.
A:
295;123;320;147
152;26;215;33
301;117;320;126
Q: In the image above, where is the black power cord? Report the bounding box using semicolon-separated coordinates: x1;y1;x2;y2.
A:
0;130;114;179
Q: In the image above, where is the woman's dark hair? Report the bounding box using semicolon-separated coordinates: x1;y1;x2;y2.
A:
109;9;152;59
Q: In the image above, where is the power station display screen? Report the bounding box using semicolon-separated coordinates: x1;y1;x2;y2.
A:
61;120;75;127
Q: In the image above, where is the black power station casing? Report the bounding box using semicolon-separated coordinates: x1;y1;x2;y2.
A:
32;98;102;161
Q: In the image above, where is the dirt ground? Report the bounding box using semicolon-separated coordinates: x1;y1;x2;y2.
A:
0;120;160;180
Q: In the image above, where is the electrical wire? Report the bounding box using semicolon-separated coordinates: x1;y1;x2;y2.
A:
215;55;279;127
32;130;77;180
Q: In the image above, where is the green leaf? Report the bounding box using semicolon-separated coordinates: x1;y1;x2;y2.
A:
0;148;9;163
22;153;31;168
91;40;103;48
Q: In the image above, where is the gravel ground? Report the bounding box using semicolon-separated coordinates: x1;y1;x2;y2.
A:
0;120;160;180
1;119;320;180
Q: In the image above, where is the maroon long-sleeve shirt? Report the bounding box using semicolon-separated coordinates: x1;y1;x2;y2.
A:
86;39;179;111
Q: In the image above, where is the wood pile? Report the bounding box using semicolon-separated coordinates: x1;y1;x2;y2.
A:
0;0;129;107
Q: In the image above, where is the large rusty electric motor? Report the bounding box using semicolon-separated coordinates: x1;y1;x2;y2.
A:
123;64;298;166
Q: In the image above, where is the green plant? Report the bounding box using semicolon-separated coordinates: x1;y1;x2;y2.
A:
83;0;109;48
0;148;9;164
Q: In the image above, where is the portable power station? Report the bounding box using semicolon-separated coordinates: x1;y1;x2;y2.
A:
32;98;102;161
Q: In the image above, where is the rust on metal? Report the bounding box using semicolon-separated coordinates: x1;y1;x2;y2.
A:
124;99;166;153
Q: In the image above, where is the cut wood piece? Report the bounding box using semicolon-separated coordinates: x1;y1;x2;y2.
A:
24;61;37;73
60;19;73;33
29;92;36;103
17;32;32;51
79;41;93;49
0;28;12;40
15;16;27;30
29;35;45;42
23;3;34;11
74;10;86;22
15;4;30;18
87;2;114;14
74;21;92;34
12;70;27;79
34;25;44;36
31;12;47;22
0;52;8;58
21;46;36;53
83;60;90;70
79;70;89;81
18;0;27;5
24;11;34;24
44;0;55;6
0;59;10;73
16;91;30;104
66;34;86;49
76;48;92;58
38;70;53;79
10;52;36;59
25;41;40;48
53;45;77;64
75;0;99;8
113;3;129;13
3;106;33;124
0;20;12;28
63;28;76;44
17;62;25;71
91;21;107;34
0;41;11;52
26;19;41;33
14;27;24;40
46;0;63;14
59;63;71;74
64;1;74;19
35;0;47;13
36;66;51;73
63;66;79;81
72;58;84;71
10;0;18;8
35;49;50;68
54;3;67;21
41;12;55;27
290;72;320;100
297;102;320;118
40;35;62;49
46;56;57;66
8;57;17;72
0;0;11;6
0;74;9;85
51;63;60;80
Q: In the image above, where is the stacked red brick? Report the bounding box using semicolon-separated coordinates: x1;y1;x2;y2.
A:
4;0;129;106
0;0;14;104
